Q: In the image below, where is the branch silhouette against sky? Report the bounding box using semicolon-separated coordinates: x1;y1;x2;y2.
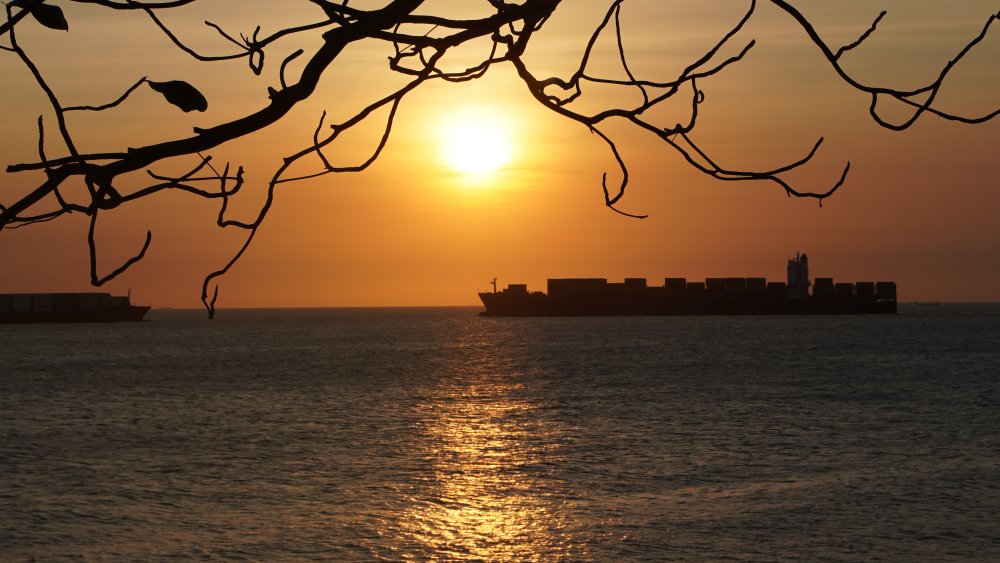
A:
1;0;997;316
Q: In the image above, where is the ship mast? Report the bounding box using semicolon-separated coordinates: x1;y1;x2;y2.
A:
491;277;498;294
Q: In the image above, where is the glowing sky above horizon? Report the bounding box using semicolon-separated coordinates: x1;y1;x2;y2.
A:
0;1;997;307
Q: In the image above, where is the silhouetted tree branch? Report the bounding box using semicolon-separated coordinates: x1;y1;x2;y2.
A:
1;0;996;316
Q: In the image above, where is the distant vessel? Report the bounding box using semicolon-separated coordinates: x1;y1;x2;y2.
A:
479;253;897;316
0;292;150;323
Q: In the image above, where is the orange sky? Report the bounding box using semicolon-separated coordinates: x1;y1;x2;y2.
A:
1;1;998;308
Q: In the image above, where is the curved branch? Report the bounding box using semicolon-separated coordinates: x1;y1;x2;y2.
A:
769;0;999;129
835;10;886;60
138;3;339;65
64;77;148;112
74;0;198;9
89;217;153;287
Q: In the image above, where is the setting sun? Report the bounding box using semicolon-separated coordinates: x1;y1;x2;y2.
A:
440;112;514;177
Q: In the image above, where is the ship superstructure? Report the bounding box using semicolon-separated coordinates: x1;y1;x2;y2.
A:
786;252;811;300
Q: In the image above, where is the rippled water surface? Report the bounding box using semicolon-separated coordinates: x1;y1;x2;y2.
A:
3;305;1000;561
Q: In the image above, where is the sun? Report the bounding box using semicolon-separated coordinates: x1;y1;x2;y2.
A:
440;112;514;177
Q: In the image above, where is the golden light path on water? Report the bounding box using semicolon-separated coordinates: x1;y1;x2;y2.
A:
392;376;577;560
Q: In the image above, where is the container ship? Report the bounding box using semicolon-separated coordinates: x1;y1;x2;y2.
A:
0;292;150;323
479;253;896;316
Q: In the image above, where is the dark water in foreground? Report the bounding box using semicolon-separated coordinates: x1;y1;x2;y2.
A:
2;304;1000;561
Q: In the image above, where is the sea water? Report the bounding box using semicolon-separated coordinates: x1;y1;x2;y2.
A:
2;305;999;561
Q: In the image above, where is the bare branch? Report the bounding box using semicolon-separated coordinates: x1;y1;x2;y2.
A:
64;78;149;112
768;1;999;130
88;218;153;287
279;49;304;89
835;10;886;60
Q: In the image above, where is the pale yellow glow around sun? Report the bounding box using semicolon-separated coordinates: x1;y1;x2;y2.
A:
440;111;514;177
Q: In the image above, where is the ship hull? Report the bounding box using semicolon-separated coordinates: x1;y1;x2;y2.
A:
479;292;896;317
0;306;151;324
0;293;151;324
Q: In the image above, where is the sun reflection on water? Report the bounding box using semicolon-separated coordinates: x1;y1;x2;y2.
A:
391;378;576;561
